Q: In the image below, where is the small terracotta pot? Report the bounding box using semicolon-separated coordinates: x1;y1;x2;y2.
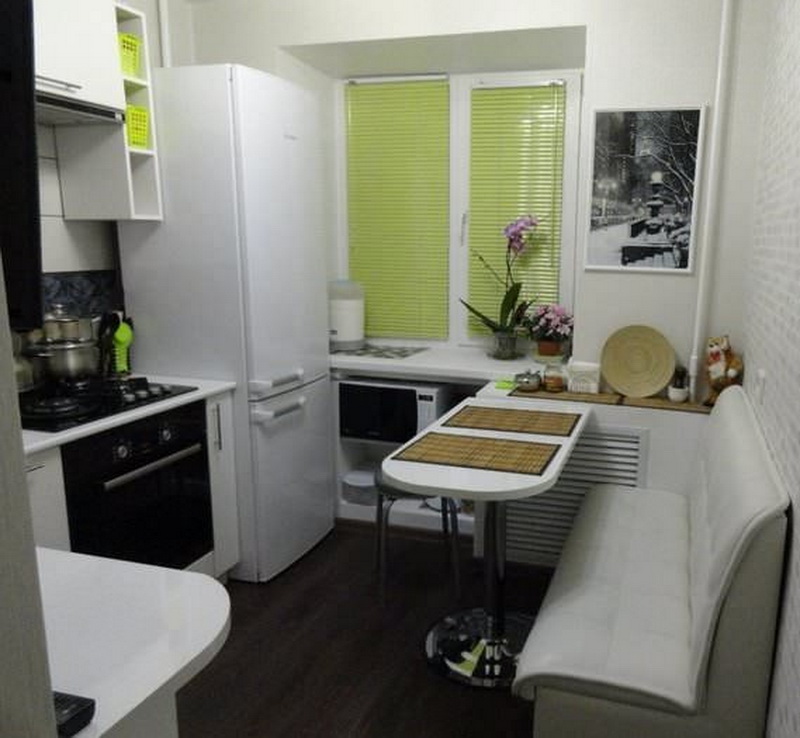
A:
536;339;563;356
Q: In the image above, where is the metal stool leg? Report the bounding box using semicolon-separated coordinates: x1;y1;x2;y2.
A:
376;492;397;599
375;488;385;574
375;483;461;601
440;498;450;537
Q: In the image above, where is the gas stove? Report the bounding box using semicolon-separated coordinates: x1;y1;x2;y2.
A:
19;376;197;432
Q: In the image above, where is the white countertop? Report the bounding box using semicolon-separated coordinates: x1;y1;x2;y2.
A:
22;376;236;456
37;547;230;737
331;345;545;383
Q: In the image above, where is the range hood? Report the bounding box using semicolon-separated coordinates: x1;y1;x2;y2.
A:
35;92;124;126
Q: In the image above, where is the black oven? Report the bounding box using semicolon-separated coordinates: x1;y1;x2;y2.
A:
61;401;213;570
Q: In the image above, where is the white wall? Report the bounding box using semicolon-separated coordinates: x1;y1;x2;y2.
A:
706;0;774;355
36;125;115;273
744;1;800;734
177;0;769;381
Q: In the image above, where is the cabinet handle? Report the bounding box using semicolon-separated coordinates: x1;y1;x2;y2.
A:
251;397;306;425
35;74;83;93
25;463;46;474
214;403;223;451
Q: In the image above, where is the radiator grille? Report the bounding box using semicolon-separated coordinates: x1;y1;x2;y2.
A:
505;426;647;566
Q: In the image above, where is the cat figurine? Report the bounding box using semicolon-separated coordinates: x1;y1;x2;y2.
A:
704;335;743;406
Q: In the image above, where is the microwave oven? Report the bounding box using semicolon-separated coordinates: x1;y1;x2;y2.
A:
338;378;451;443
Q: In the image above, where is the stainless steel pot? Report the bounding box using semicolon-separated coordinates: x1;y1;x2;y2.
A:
25;338;100;379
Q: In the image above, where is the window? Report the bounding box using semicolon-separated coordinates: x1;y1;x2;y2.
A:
465;83;566;335
345;79;450;338
342;71;581;343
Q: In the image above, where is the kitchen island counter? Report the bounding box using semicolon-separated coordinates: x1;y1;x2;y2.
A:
38;546;230;737
22;377;236;455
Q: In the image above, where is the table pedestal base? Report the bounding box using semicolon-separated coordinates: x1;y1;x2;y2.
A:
424;608;534;688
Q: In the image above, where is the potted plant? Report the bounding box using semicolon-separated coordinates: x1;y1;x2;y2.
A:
459;215;539;359
524;303;574;357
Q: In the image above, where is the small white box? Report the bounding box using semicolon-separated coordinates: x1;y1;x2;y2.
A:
566;360;601;394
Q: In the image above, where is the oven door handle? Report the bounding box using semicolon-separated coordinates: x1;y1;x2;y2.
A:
102;443;204;492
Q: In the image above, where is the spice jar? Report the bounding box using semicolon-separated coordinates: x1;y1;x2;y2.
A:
543;365;566;393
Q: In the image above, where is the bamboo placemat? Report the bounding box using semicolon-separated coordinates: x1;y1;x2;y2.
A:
509;389;622;405
393;432;558;476
444;405;580;437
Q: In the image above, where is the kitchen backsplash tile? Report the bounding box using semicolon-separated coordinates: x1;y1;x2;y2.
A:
42;270;124;318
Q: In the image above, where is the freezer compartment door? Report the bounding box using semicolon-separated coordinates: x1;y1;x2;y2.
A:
249;376;334;581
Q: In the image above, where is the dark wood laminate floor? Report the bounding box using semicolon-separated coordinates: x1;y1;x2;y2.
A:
177;523;552;738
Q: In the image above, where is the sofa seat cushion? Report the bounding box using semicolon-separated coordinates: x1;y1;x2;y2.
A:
513;483;695;711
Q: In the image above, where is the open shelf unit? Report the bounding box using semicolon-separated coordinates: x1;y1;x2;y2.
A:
54;3;162;220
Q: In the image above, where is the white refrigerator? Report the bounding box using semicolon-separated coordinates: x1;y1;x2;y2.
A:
118;64;334;582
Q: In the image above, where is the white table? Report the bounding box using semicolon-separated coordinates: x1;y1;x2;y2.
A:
382;395;592;688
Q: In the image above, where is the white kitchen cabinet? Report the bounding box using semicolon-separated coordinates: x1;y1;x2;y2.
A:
34;0;125;114
54;3;163;220
25;448;70;551
206;392;240;576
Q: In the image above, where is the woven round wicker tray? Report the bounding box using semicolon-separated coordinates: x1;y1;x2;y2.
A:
600;325;676;398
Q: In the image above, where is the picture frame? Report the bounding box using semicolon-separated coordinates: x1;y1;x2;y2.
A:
584;107;705;273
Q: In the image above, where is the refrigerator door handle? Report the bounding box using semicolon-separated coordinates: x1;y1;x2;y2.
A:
248;370;305;400
251;396;307;425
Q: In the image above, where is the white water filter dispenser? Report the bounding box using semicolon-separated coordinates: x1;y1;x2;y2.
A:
329;279;365;350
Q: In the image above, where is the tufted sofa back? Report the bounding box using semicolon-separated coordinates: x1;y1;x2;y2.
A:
687;385;789;703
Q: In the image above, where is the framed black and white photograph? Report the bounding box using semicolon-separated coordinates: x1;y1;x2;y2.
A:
585;107;704;273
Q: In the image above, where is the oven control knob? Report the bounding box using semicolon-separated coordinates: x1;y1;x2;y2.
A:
149;384;164;396
159;426;173;443
113;442;132;461
135;389;150;400
122;392;136;404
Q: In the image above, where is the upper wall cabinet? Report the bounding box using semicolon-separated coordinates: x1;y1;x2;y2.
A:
41;3;163;221
34;0;125;116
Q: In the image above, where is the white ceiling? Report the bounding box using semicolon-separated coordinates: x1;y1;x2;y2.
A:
283;26;586;78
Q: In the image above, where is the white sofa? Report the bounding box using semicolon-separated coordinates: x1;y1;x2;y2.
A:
512;386;789;738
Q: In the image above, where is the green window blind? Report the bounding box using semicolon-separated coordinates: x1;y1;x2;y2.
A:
346;80;449;339
467;84;566;335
